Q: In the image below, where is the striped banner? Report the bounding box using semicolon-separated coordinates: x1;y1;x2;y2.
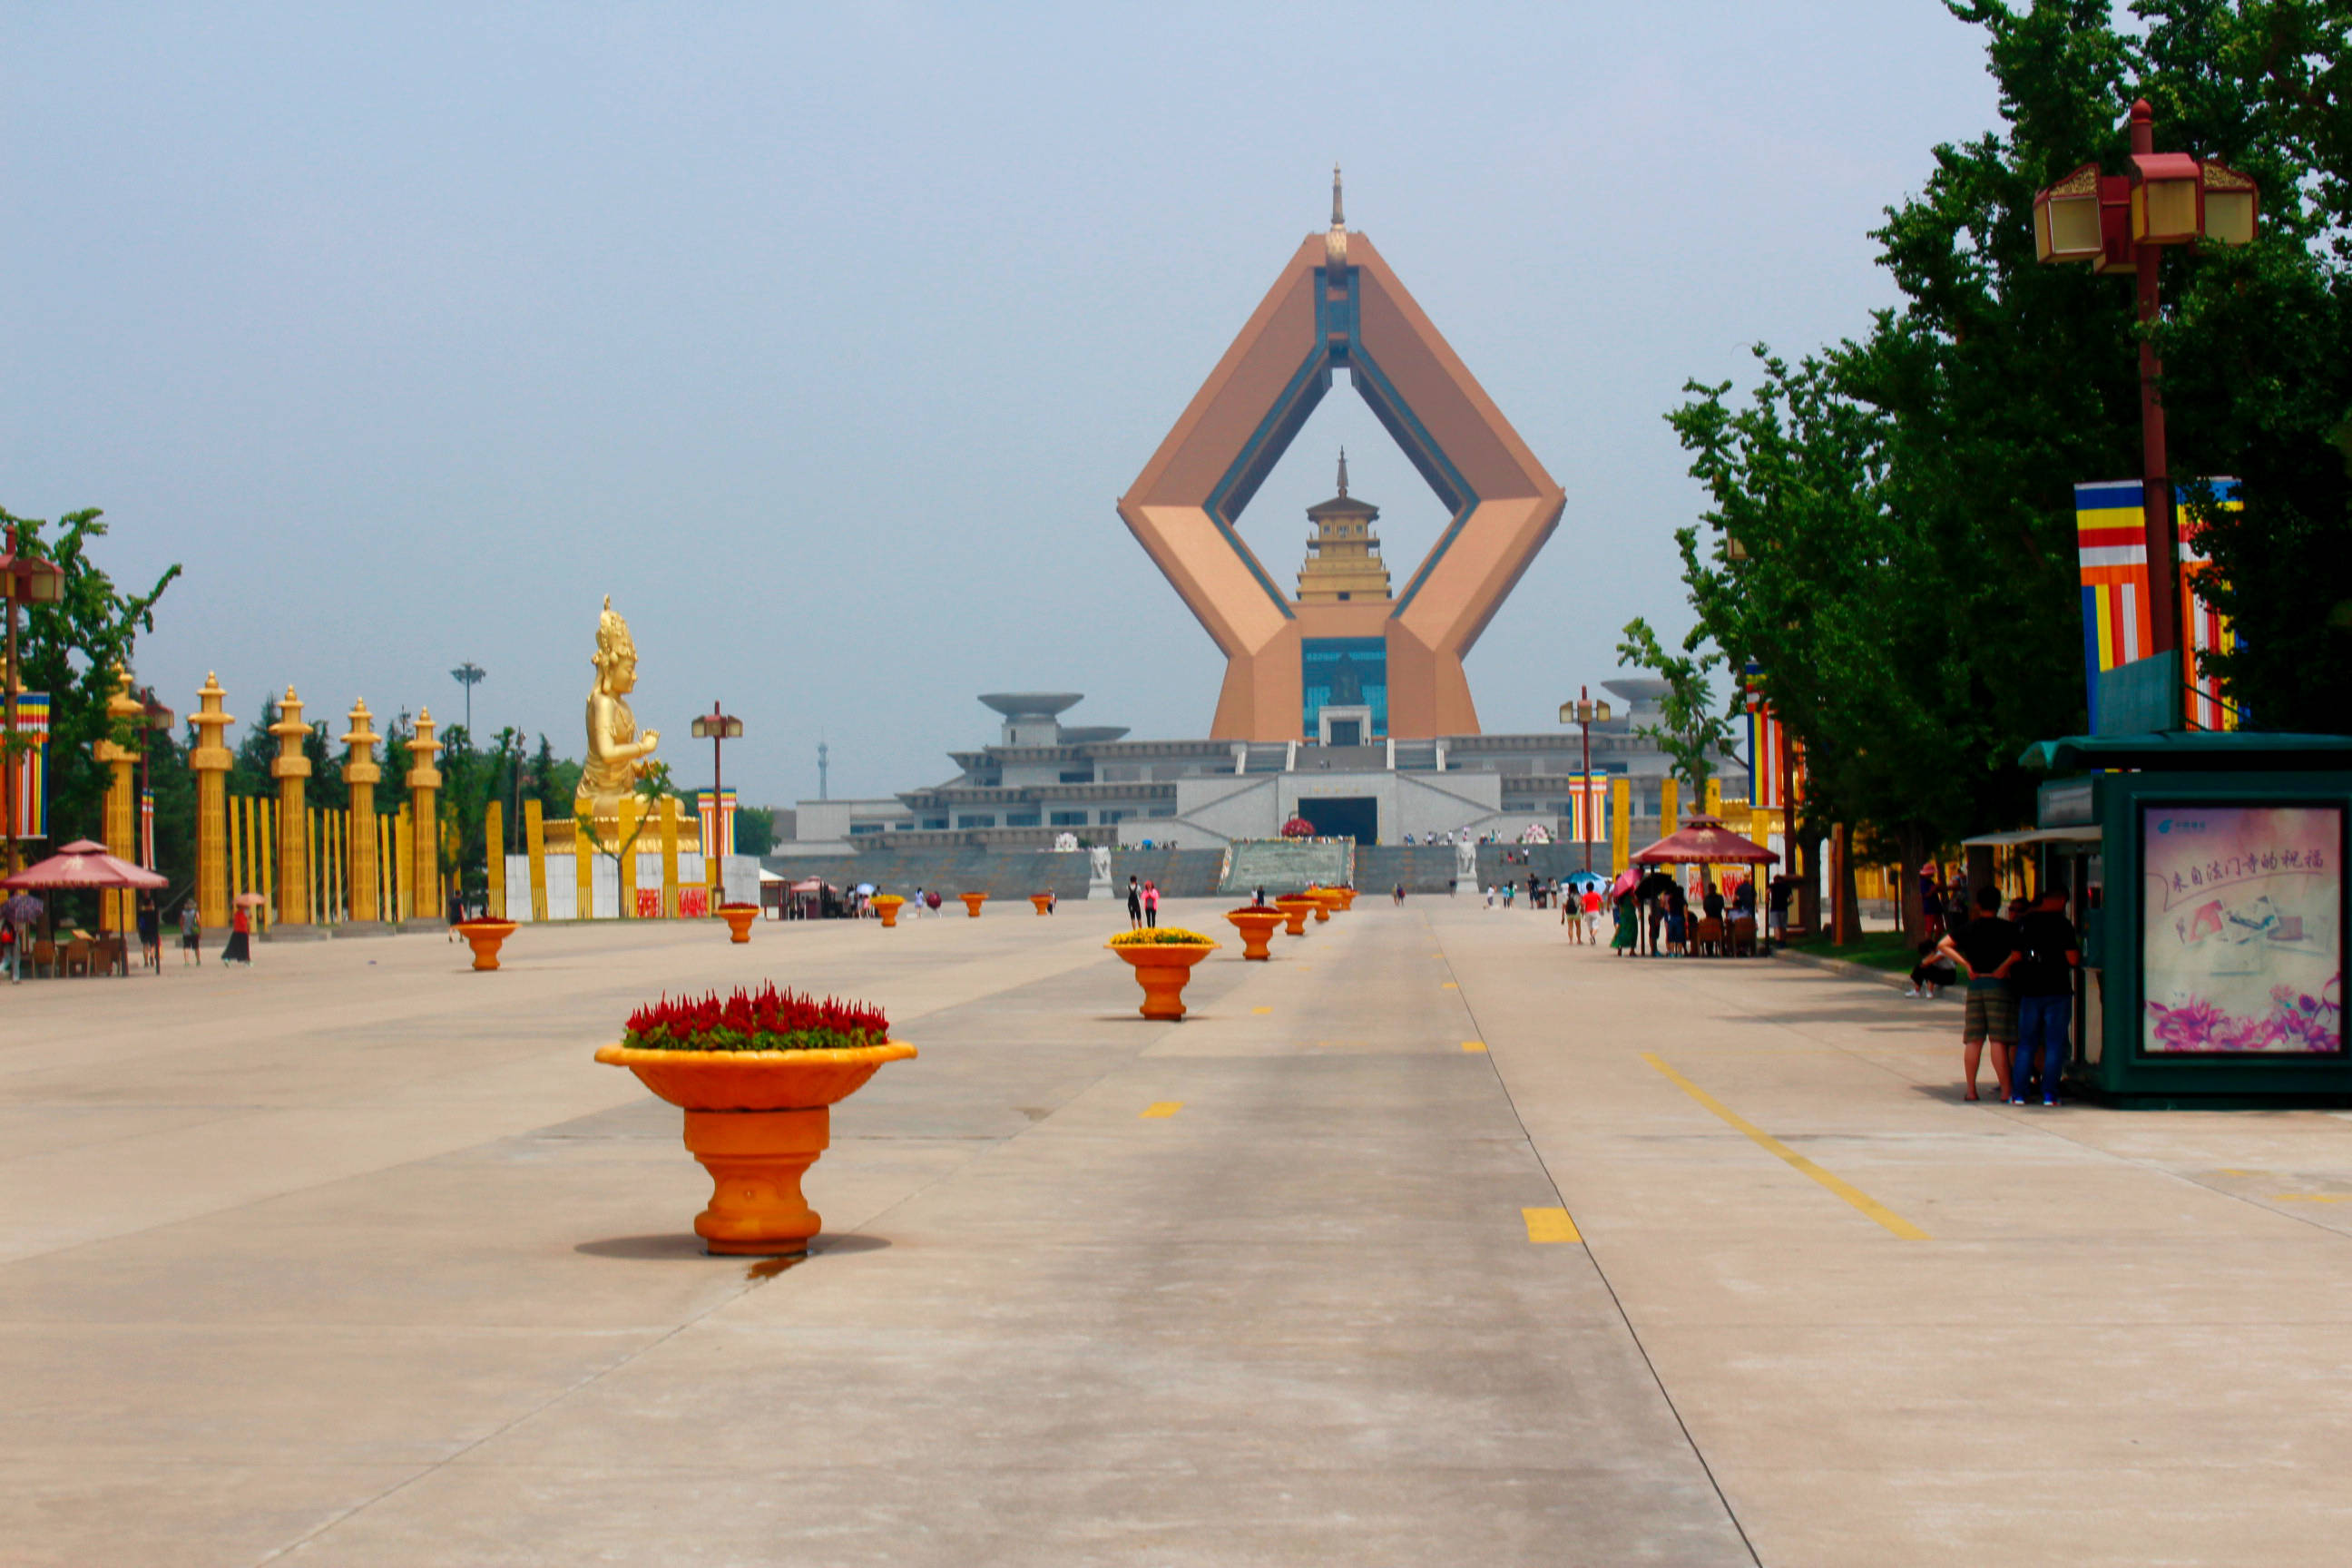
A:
140;789;156;868
695;789;738;860
2074;479;2239;730
5;692;50;842
1742;662;1802;810
1559;775;1608;844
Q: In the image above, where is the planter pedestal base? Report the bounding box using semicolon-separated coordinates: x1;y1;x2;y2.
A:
682;1107;828;1255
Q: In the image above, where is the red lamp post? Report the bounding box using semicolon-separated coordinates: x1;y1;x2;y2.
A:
1;525;67;878
2034;98;2259;662
1557;686;1612;873
690;702;743;868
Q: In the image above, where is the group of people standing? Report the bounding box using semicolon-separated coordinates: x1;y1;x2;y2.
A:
1125;876;1160;928
1928;880;2082;1104
1604;874;1763;957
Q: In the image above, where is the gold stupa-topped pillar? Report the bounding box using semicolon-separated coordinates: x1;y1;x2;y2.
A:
92;666;142;932
342;699;385;932
188;673;235;932
269;687;315;932
407;708;443;925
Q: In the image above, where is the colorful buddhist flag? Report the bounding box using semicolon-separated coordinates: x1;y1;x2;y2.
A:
1743;661;1801;810
1560;775;1608;844
2074;479;2239;730
5;692;49;842
696;789;738;859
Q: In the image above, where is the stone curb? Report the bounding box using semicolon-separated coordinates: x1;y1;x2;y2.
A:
1770;945;1958;1001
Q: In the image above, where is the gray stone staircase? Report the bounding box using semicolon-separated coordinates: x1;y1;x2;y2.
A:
1216;839;1353;897
761;846;1224;902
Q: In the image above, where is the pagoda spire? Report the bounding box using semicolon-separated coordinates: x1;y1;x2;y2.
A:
1336;446;1348;497
1325;164;1348;270
1331;162;1344;229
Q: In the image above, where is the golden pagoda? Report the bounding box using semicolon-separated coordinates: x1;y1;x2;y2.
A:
1296;448;1391;603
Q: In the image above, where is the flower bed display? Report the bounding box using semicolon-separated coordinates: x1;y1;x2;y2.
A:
595;983;915;1255
1272;893;1316;936
1106;927;1219;1019
1224;906;1284;960
453;918;517;971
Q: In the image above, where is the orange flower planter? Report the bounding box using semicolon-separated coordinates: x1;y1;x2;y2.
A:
454;918;517;972
872;895;906;927
1272;894;1316;936
596;1042;917;1255
1337;887;1357;910
960;892;987;918
1030;894;1054;915
718;904;759;944
1108;941;1217;1019
1303;887;1335;923
1224;908;1283;960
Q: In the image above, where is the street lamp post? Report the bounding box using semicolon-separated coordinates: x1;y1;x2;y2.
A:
690;703;744;878
1557;687;1612;873
135;688;176;867
1;524;66;878
449;662;485;742
2034;98;2259;661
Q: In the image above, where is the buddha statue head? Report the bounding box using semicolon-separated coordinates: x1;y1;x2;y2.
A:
591;595;639;695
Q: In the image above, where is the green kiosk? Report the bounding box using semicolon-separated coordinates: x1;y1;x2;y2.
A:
2015;729;2352;1106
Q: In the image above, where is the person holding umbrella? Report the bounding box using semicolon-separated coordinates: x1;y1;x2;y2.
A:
225;894;263;965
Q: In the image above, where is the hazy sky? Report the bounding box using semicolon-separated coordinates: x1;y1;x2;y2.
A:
3;2;2001;805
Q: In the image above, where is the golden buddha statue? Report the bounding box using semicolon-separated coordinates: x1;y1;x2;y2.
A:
576;595;661;843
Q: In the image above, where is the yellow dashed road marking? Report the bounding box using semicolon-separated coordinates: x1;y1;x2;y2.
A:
2273;1193;2352;1202
1461;1041;1487;1053
1140;1102;1183;1119
1523;1207;1582;1243
1644;1054;1929;1240
1250;1006;1272;1015
1441;981;1458;990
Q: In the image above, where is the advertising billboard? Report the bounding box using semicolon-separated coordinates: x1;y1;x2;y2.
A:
2142;805;2344;1054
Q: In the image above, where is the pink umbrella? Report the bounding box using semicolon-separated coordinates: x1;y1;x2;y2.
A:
2;839;167;890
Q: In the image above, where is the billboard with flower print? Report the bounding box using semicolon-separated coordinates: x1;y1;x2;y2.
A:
2142;805;2344;1054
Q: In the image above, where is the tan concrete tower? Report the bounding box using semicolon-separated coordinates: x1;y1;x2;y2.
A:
1296;449;1392;604
269;687;312;930
188;673;235;932
342;699;383;931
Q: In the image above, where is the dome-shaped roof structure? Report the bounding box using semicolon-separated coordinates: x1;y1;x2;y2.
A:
978;692;1084;720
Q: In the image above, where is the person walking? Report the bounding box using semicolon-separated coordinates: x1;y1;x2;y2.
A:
1126;875;1142;928
1141;879;1160;928
180;902;201;966
1583;884;1603;945
1392;882;1405;905
223;903;252;966
2;916;17;985
1937;885;2018;1101
136;899;162;972
1611;891;1638;956
1561;886;1583;943
1767;873;1791;949
2010;878;2082;1105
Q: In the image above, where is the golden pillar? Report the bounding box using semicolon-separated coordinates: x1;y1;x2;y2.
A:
1661;778;1681;836
342;700;383;930
524;799;548;922
189;674;234;933
616;796;641;917
1702;778;1722;819
1610;776;1631;875
269;687;312;930
485;799;505;919
574;814;593;919
92;666;141;932
407;708;443;925
660;795;681;919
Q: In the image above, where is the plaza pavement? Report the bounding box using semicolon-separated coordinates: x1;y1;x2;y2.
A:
4;895;2351;1566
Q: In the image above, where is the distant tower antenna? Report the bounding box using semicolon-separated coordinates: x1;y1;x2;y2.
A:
1325;163;1348;270
817;738;829;801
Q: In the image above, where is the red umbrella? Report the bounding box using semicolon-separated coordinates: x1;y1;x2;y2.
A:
1628;815;1780;867
2;839;167;890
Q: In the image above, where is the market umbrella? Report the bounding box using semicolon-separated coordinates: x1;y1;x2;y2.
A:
1628;815;1781;868
1;839;167;892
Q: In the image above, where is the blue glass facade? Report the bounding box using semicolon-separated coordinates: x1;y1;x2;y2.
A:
1301;637;1388;739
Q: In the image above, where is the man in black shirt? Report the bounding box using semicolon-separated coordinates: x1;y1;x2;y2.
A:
1938;885;2020;1101
2009;878;2082;1106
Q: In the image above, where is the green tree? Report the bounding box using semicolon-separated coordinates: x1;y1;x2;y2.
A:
0;506;181;850
1613;619;1736;795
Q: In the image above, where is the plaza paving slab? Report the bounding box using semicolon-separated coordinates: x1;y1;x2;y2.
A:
3;897;2348;1565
